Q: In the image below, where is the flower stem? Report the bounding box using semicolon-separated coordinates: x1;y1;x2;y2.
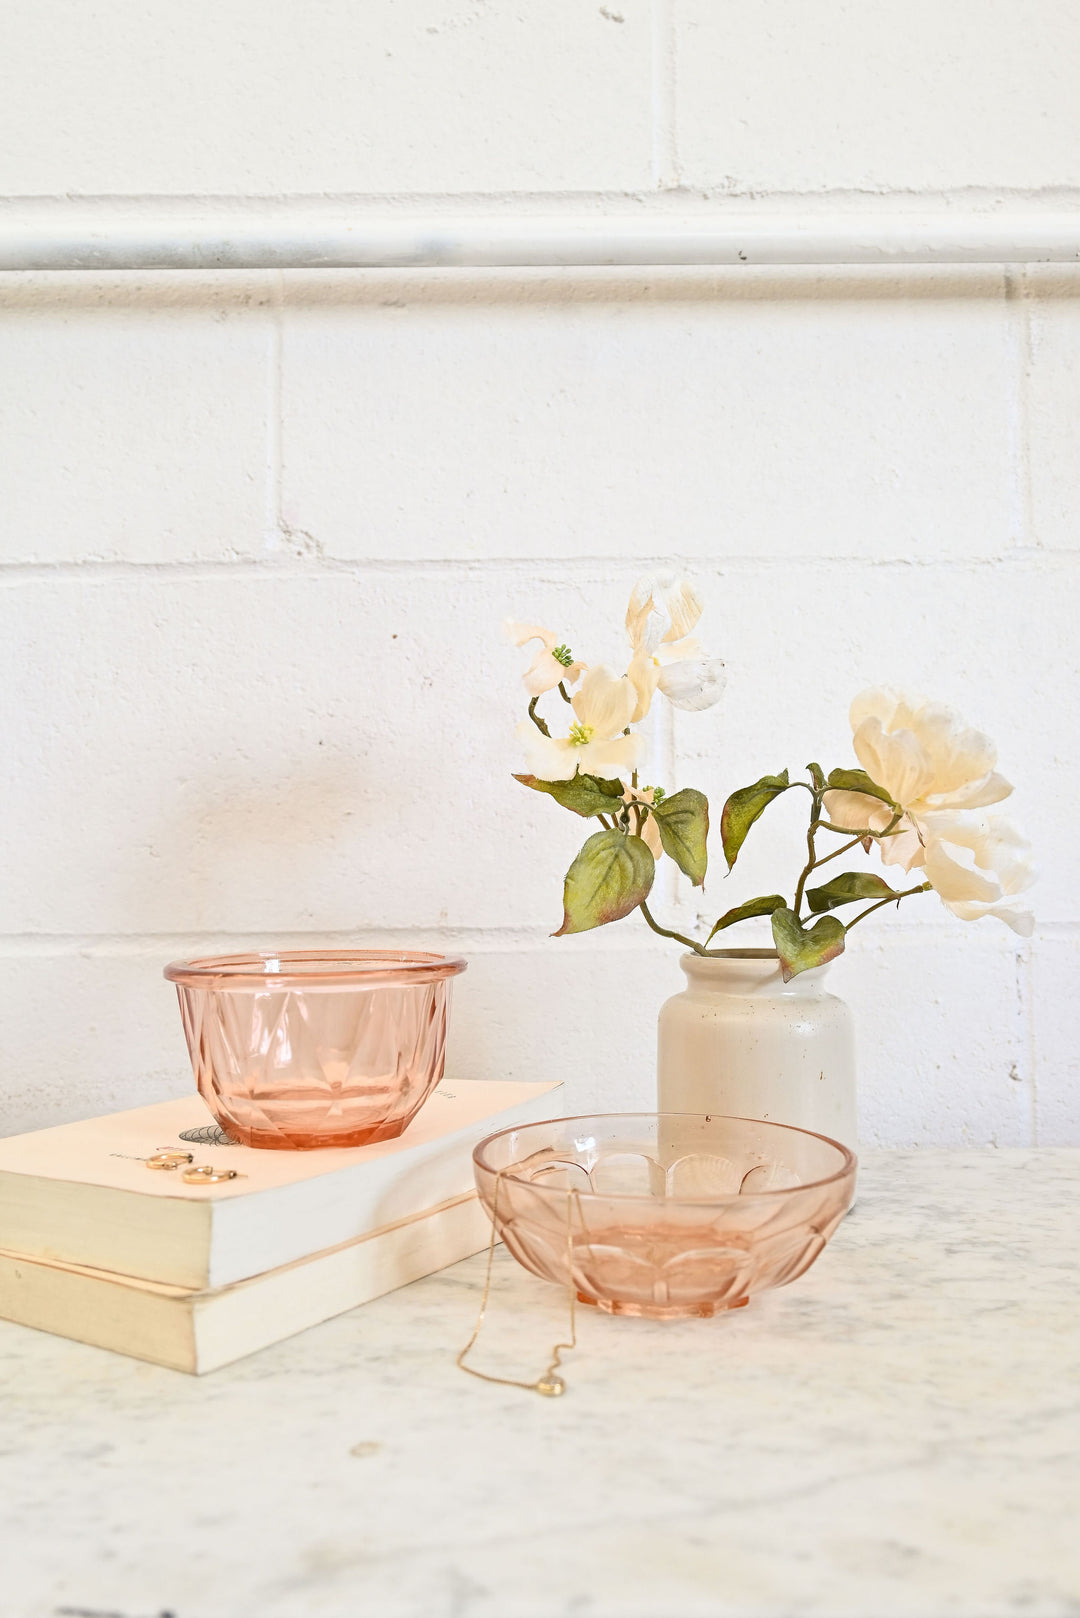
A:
794;806;906;916
638;899;708;955
815;808;904;842
805;832;870;873
845;882;932;931
557;681;573;704
527;697;550;737
792;790;825;914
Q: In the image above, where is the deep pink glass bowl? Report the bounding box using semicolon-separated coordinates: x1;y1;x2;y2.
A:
164;950;467;1149
473;1112;856;1319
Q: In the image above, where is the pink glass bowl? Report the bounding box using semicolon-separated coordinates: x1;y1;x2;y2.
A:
164;950;467;1150
473;1112;856;1320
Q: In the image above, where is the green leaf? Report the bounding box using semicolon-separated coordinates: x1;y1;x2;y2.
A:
806;872;900;913
807;762;826;793
770;908;846;982
706;894;788;943
825;768;898;809
554;829;655;936
514;772;625;817
650;788;709;887
720;770;790;870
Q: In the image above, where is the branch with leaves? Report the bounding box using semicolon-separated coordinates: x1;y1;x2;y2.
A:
704;763;932;978
508;578;1034;982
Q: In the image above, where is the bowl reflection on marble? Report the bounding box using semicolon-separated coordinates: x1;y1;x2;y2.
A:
473;1113;856;1320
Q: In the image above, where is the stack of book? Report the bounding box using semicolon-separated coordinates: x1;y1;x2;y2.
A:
0;1078;561;1373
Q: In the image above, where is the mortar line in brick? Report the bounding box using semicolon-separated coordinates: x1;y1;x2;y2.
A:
262;270;285;555
1004;269;1036;553
0;928;680;957
0;924;1069;952
1021;942;1040;1145
1004;270;1023;549
650;0;678;190
661;697;679;910
0;553;1076;585
1018;269;1036;550
12;185;1080;210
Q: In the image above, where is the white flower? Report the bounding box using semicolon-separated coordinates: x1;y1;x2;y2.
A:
823;688;1013;871
921;813;1035;936
624;573;726;722
626;573;704;653
518;665;643;782
504;620;585;698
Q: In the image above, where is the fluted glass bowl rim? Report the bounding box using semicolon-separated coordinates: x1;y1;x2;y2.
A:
164;947;468;990
473;1111;857;1207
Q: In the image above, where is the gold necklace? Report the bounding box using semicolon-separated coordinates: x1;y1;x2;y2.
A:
456;1170;578;1397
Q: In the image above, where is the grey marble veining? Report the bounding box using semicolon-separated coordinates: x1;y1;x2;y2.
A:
1;1149;1078;1618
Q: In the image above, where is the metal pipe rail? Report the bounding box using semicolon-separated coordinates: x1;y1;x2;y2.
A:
2;209;1080;271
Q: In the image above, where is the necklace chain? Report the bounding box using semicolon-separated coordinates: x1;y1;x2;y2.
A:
456;1169;578;1397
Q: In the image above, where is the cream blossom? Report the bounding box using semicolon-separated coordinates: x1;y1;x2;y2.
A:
518;665;642;782
921;813;1035;936
624;572;726;722
823;688;1013;870
626;573;705;653
504;620;585;698
623;785;664;859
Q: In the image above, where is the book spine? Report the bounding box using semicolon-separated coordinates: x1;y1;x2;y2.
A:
0;1194;492;1375
195;1194;491;1372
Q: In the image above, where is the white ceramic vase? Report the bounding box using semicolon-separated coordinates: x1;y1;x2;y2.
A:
656;949;857;1147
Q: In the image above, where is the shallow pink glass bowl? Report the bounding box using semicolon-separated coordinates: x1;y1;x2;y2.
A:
164;949;467;1150
473;1112;856;1320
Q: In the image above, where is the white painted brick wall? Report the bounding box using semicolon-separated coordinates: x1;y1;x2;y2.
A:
279;271;1017;563
674;1;1080;193
0;278;273;562
0;1;655;195
0;5;1076;1144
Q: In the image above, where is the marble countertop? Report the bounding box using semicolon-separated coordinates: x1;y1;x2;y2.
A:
2;1148;1078;1618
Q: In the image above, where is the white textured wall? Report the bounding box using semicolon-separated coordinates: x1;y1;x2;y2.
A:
0;2;1077;1146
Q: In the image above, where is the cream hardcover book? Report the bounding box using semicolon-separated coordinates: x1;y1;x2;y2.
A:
0;1079;562;1289
0;1190;492;1374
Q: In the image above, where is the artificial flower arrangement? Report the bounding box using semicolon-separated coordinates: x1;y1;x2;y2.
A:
508;574;1034;980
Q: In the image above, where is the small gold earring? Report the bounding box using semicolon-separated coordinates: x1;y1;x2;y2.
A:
181;1165;240;1185
145;1150;194;1171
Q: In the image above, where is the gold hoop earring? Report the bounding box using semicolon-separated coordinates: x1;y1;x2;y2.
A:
181;1165;240;1185
144;1150;194;1171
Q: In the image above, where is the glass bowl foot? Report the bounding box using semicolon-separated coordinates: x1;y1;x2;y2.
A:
213;1114;411;1150
576;1291;750;1320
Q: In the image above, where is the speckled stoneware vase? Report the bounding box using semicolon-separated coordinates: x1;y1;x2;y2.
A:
656;949;857;1148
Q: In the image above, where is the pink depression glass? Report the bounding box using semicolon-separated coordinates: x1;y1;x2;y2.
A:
164;950;467;1149
473;1112;856;1320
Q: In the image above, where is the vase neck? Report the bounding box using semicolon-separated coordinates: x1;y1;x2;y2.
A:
679;949;832;999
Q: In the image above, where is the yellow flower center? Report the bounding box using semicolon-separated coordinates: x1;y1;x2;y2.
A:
567;722;595;746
